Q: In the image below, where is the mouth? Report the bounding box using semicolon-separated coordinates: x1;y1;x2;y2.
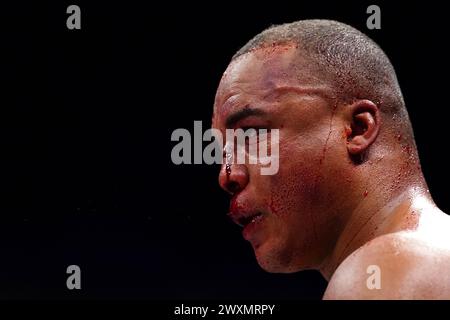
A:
227;209;266;244
227;196;267;243
228;211;263;228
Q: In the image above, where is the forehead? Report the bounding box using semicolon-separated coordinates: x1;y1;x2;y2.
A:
218;45;298;98
214;45;326;113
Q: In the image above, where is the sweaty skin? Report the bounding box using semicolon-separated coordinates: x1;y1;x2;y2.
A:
212;44;450;299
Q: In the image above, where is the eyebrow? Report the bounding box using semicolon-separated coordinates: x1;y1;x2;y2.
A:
225;107;267;128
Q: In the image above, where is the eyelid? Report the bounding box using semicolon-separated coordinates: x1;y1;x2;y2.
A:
234;118;269;130
239;127;270;141
240;126;267;131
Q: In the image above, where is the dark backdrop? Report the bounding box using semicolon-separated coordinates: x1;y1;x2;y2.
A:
0;0;447;299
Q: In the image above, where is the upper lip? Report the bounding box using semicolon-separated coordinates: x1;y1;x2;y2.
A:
227;198;262;227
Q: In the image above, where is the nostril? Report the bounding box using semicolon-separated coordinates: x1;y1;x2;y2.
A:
227;181;240;194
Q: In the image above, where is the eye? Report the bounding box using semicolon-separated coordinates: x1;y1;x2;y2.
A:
239;127;269;145
240;126;258;134
240;126;267;132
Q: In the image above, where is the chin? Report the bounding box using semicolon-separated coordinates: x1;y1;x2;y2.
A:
253;239;306;273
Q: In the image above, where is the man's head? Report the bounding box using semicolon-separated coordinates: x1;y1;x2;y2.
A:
212;20;423;273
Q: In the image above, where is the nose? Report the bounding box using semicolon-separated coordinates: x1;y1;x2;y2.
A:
218;162;249;195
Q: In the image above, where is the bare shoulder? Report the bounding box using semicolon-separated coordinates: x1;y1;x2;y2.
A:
324;219;450;299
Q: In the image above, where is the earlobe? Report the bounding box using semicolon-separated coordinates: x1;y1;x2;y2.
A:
346;100;380;156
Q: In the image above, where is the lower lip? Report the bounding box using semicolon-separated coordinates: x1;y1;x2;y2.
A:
242;214;265;242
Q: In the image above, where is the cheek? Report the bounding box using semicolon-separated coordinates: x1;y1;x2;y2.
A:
267;148;324;218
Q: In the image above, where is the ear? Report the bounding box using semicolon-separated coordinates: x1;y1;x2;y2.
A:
345;100;381;156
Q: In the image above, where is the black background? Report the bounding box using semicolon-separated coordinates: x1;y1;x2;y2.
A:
0;1;448;300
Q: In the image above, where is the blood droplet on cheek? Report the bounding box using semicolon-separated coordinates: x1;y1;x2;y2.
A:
268;160;321;217
268;196;280;215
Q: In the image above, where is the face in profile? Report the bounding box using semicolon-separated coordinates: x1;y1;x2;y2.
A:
213;45;357;273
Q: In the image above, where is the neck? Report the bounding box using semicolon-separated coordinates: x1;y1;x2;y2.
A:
318;181;432;280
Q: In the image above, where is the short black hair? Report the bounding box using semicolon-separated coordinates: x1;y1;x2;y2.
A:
232;19;414;142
